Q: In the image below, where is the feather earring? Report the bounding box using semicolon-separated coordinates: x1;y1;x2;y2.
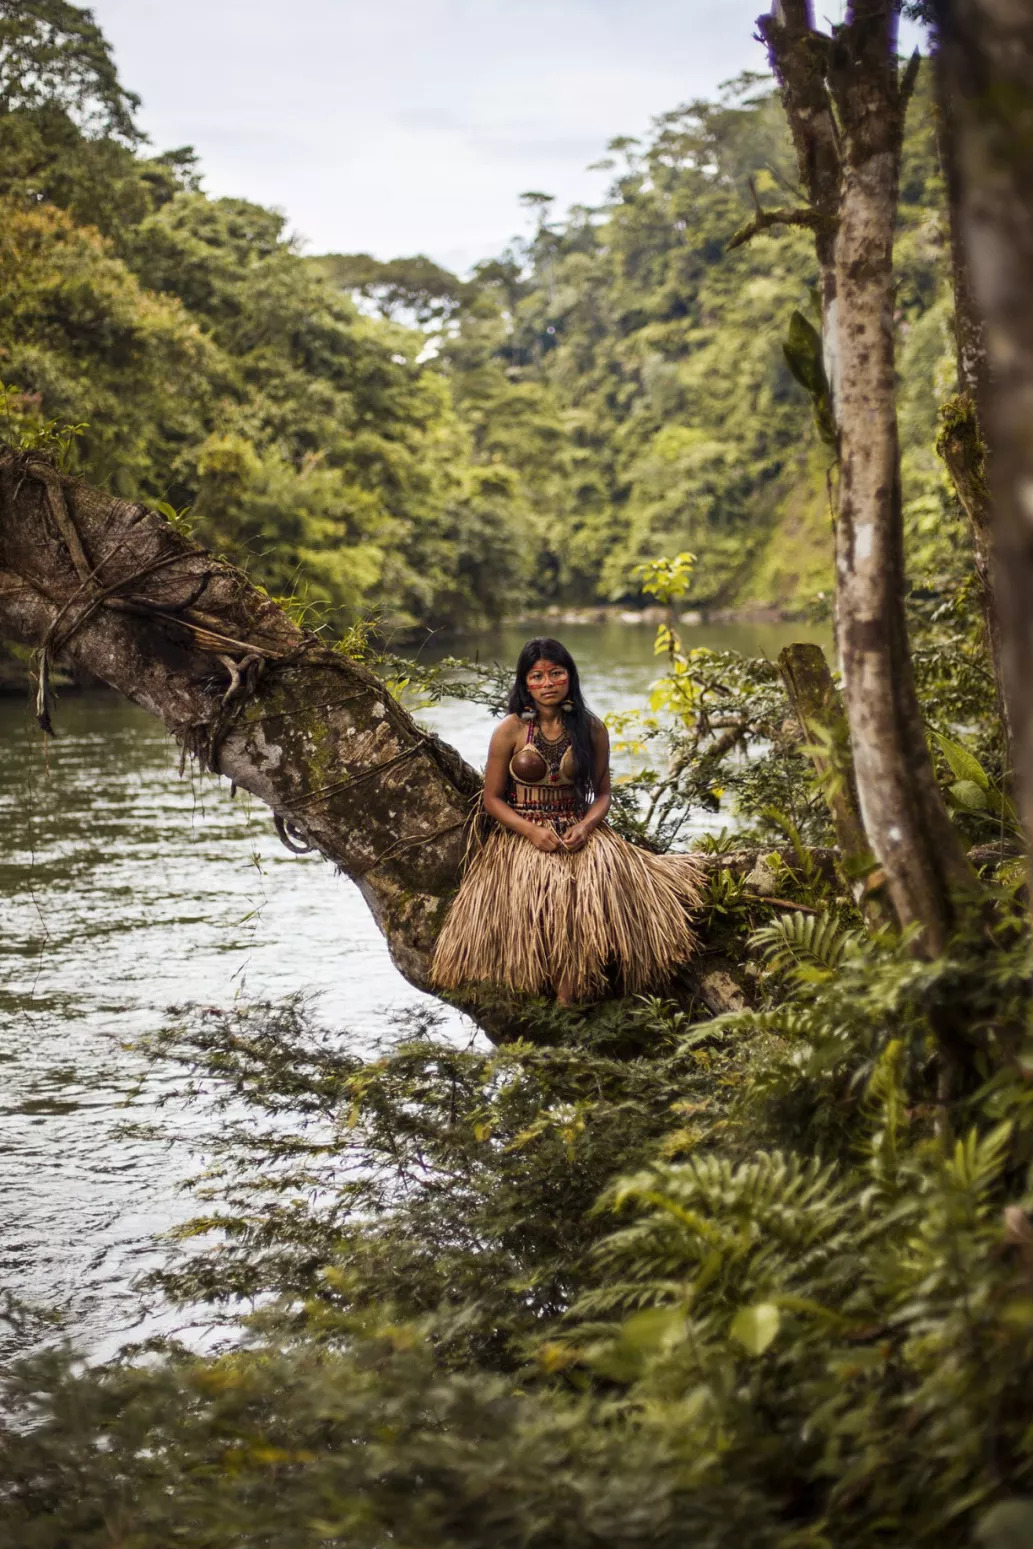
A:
559;699;574;712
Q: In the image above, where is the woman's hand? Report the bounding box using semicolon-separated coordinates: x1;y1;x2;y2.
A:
526;823;565;853
562;820;593;852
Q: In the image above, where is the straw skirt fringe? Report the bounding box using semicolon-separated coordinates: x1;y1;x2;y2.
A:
431;824;704;1002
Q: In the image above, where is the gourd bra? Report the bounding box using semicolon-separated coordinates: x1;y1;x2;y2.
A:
508;717;576;787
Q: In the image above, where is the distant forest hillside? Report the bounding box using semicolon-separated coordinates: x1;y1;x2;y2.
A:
0;17;960;634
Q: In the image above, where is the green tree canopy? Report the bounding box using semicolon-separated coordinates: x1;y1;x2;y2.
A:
0;0;139;137
315;252;472;325
0;4;964;631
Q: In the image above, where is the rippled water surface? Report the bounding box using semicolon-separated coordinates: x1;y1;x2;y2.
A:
0;618;827;1357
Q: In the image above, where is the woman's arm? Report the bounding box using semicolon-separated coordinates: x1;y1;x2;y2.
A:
562;719;612;851
482;717;564;853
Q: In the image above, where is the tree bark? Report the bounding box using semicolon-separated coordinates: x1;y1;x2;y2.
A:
756;1;841;327
759;0;978;952
0;447;481;993
778;642;881;907
934;0;1033;892
932;60;991;414
932;53;1011;753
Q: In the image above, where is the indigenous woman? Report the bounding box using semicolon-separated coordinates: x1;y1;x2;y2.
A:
431;637;703;1004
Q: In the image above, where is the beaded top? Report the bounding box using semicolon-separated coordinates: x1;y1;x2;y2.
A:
532;722;572;783
506;716;583;829
508;717;575;788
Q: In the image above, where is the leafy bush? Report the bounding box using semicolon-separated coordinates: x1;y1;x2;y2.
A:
4;926;1033;1547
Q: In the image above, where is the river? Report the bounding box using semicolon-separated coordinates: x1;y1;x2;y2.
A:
0;618;827;1361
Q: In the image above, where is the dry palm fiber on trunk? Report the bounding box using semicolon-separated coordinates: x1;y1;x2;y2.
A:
431;824;703;1002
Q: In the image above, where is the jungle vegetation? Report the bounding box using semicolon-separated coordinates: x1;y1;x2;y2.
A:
4;4;1033;1548
0;0;960;634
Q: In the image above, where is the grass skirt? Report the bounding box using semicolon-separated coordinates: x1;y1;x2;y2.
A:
431;823;704;1002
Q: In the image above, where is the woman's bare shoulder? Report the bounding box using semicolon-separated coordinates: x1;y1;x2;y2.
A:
588;713;610;743
489;713;523;751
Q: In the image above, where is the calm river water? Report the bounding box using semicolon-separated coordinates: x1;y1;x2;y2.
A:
0;618;826;1360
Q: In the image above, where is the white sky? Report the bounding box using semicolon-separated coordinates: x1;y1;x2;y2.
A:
87;1;925;274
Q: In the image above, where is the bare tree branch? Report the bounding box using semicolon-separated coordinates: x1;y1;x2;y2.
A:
727;204;829;250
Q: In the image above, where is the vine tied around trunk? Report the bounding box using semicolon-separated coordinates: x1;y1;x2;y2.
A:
0;443;489;1001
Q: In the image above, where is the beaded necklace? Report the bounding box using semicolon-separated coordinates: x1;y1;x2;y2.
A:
532;719;571;784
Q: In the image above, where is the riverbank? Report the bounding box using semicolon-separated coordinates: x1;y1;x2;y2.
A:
0;601;830;696
0;652;104;697
0;613;837;1359
512;599;827;630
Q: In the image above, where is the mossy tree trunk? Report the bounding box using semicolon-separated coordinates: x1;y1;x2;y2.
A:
934;0;1033;894
932;53;1011;754
778;642;885;913
760;0;978;953
0;447;481;993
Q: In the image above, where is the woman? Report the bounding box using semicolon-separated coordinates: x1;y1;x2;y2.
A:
431;637;703;1004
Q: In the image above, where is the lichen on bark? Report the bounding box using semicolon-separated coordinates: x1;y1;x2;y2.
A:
759;1;979;955
0;444;481;994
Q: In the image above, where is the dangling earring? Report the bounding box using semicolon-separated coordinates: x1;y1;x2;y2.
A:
520;704;535;721
559;699;574;712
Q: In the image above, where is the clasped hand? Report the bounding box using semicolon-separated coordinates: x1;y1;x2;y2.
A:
527;820;592;853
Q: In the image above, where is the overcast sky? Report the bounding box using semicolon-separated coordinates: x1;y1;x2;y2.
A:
88;1;924;274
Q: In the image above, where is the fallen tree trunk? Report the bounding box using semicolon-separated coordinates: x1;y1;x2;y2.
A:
0;447;480;994
0;446;778;1037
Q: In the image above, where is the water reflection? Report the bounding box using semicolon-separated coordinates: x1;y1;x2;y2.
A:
0;692;461;1361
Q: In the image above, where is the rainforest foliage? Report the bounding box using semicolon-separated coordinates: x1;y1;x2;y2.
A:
1;6;960;631
3;527;1030;1549
5;7;1033;1547
5;906;1033;1548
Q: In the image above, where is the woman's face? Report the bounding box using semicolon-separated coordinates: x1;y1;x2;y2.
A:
525;657;570;709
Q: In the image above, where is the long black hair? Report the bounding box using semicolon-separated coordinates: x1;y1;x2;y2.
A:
506;636;596;806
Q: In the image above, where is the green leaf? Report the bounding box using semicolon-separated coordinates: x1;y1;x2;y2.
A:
984;786;1020;823
975;1500;1033;1549
620;1305;688;1354
730;1302;781;1356
949;779;988;812
931;729;991;790
586;1306;688;1383
782;310;826;398
782;309;837;447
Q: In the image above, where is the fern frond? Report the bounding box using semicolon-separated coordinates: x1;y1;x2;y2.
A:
750;909;862;981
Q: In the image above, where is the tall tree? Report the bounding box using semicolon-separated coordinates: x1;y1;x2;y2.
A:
314;253;470;326
904;0;1012;755
0;0;139;138
932;0;1033;892
755;0;977;952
